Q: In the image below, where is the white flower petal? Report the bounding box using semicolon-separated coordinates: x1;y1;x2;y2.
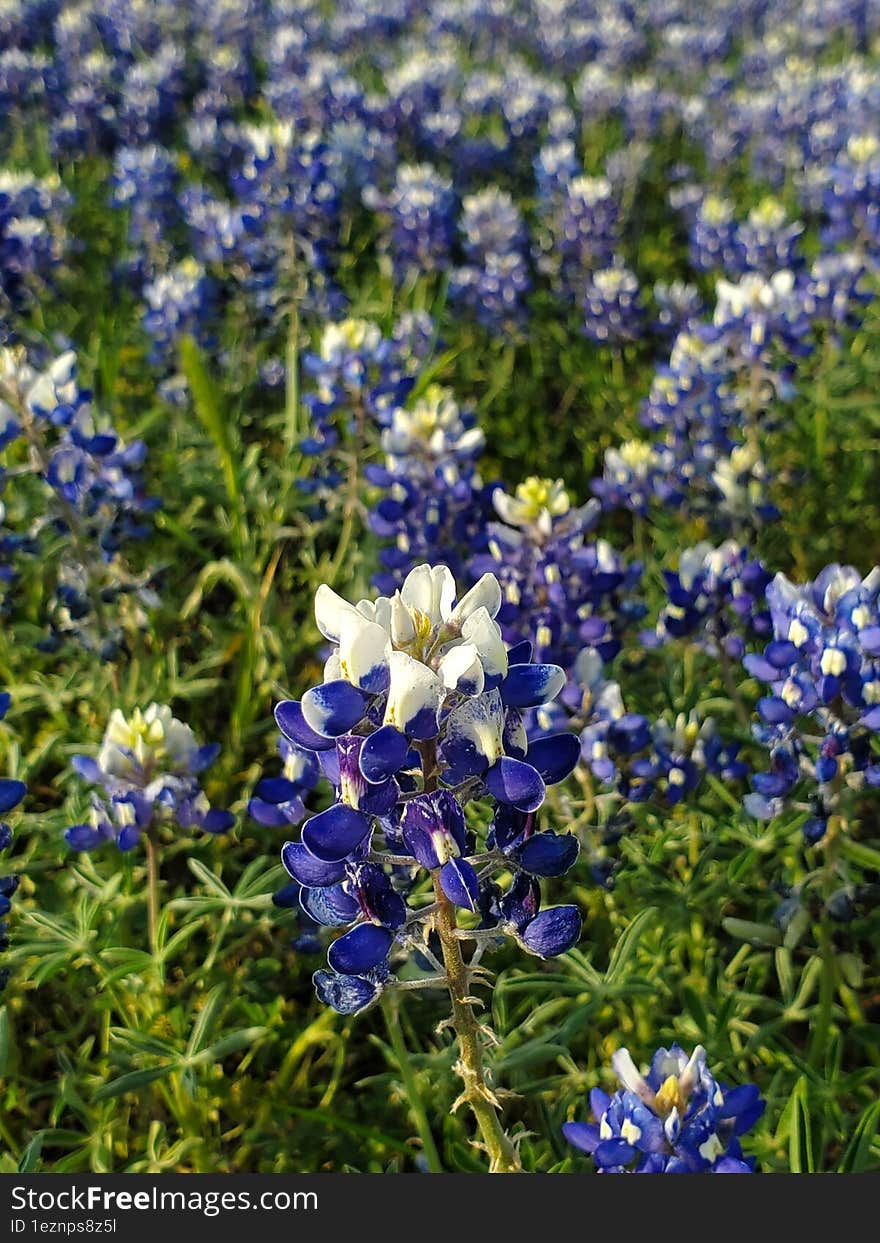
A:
338;617;391;692
437;643;485;696
315;583;361;642
461;608;508;681
450;572;502;624
383;651;444;738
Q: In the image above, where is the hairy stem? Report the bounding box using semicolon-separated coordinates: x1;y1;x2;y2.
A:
417;739;521;1173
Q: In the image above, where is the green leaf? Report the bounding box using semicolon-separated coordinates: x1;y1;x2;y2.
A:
605;907;656;985
18;1133;44;1173
838;1100;880;1173
179;334;245;554
94;1065;175;1102
789;1077;816;1174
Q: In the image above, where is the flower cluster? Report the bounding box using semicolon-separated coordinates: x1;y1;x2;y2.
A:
377;164;456;284
643;541;772;659
0;347;156;654
450;187;531;333
743;565;880;842
367;384;491;592
273;564;583;1014
64;704;233;852
470;477;643;694
0;170;69;336
563;1044;764;1173
300;318;418;459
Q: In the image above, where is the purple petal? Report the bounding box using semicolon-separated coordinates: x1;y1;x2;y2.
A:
562;1122;600;1154
299;883;360;927
313;970;379;1014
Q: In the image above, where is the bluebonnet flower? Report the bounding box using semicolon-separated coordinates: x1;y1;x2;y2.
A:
110;144;179;282
450;187;530;333
249;736;321;829
274;564;582;1013
735;198;805;275
471;477;642;692
301;317;417;457
0;171;69;333
535;172;620;304
367;384;491;591
376;164;457;284
643;541;772;660
653;280;705;342
0;346;156;653
582;264;644;345
64;704;234;852
821;133;880;266
563;1044;764;1173
592;440;679;517
142;258;215;385
743;565;880;842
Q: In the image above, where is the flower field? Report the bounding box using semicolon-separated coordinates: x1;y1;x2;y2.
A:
1;0;880;1176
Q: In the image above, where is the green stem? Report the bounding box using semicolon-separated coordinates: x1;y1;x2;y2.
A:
381;996;444;1173
144;826;161;958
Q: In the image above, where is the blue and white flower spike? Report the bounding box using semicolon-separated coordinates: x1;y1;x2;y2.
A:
563;1043;765;1173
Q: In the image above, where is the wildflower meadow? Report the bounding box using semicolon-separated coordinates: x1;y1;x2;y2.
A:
1;0;880;1180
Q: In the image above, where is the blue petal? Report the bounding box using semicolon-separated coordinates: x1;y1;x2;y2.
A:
757;696;793;725
313;969;378;1015
299;883;360;927
526;733;581;785
506;640;533;665
256;776;302;803
281;841;346;886
520;905;582;957
301;804;371;862
271;881;301;909
202;809;234;834
439;857;480;911
64;824;106;851
485;757;546;812
562;1122;599;1154
518;831;579;877
359;725;410;783
71;755;102;783
327;923;394;974
0;780;25;814
274;700;335;751
302;681;370;737
500;662;565;708
764;640;799;668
